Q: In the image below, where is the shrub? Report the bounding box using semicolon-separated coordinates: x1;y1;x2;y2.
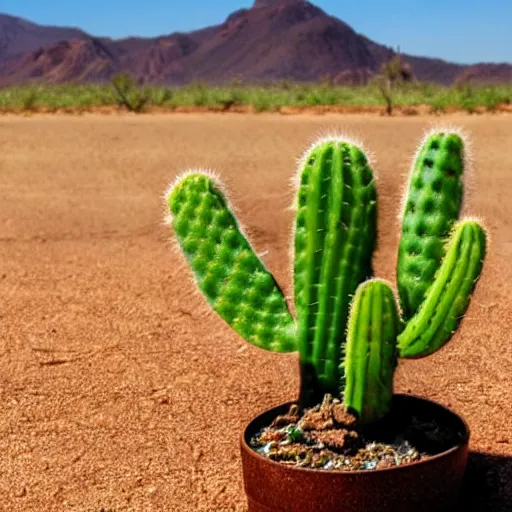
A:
111;73;150;112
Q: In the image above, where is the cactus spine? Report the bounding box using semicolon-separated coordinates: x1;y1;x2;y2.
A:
167;173;296;352
343;280;400;424
294;139;377;403
397;132;465;320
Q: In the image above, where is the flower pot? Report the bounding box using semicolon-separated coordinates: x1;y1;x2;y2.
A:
240;394;469;512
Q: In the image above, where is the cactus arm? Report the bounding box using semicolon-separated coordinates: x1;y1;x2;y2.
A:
167;172;296;353
398;220;486;358
397;132;465;320
347;281;372;413
343;280;399;424
294;138;377;401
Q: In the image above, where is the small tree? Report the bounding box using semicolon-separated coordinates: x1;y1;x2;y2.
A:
111;72;151;113
373;52;414;115
382;54;414;86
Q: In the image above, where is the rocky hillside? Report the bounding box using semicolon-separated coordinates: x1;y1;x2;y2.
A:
0;0;510;85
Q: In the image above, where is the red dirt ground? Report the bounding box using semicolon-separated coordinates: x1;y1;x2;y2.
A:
0;114;511;511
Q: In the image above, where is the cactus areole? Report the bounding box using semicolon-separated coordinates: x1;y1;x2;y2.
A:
166;129;486;478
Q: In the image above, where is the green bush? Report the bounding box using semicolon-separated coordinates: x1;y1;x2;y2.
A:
111;73;150;112
0;81;511;112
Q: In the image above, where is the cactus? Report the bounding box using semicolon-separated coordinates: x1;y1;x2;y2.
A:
166;129;487;421
343;280;400;424
397;132;465;320
294;139;377;404
341;131;486;422
167;172;296;352
398;220;486;358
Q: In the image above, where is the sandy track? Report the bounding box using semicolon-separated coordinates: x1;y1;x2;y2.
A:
0;114;511;511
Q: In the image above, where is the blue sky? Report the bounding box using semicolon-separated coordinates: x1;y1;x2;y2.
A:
4;0;511;64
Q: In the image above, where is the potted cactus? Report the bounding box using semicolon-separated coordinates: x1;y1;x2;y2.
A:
165;130;486;512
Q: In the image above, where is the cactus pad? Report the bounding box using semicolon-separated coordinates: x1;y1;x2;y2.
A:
343;280;400;424
398;220;486;358
167;173;296;352
398;132;465;320
294;138;377;397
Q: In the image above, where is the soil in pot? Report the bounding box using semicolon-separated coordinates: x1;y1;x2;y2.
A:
249;394;460;471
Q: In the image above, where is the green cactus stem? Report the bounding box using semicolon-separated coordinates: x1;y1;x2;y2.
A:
294;138;377;405
167;172;296;352
398;132;465;320
164;128;488;422
343;280;400;424
398;220;486;359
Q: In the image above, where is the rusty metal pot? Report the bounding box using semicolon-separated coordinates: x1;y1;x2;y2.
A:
241;394;469;512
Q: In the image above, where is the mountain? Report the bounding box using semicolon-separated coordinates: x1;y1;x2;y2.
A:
2;39;119;83
0;13;88;60
0;0;510;85
455;63;512;84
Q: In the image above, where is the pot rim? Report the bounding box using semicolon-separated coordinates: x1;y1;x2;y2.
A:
240;393;470;475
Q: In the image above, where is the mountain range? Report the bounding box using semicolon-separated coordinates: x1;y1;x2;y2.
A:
1;0;511;86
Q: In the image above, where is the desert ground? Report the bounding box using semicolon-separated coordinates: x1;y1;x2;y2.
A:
1;113;511;511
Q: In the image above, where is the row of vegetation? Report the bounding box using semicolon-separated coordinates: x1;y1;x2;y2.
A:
1;65;510;115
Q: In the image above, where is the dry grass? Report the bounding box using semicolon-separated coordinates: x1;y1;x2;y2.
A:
0;82;511;114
